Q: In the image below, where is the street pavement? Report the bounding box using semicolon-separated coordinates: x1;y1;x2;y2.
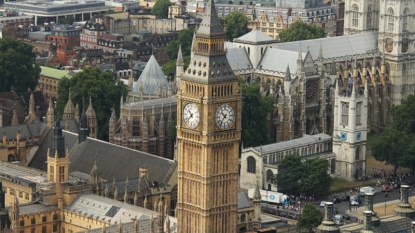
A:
311;185;413;224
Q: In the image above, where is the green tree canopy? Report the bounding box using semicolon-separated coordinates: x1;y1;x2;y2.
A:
162;56;191;79
297;204;323;233
278;21;325;42
241;81;273;147
301;158;332;196
0;38;41;92
275;154;332;197
165;27;195;61
58;15;75;25
371;95;415;173
151;0;172;19
371;128;413;174
220;11;250;41
56;67;128;140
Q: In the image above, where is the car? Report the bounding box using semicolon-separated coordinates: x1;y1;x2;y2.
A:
342;195;350;201
333;197;341;203
333;214;345;226
382;185;392;192
359;186;375;196
350;196;361;205
320;201;327;207
339;214;350;220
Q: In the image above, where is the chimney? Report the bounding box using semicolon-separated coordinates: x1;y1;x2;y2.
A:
316;202;339;233
393;185;415;218
361;210;373;233
359;193;378;225
411;221;415;233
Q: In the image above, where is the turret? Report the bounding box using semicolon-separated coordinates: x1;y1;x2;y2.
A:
86;96;98;138
124;177;130;203
316;202;339;233
253;182;261;222
11;110;18;126
297;45;303;75
284;65;291;96
79;103;90;143
46;97;55;129
63;92;75;120
318;43;324;73
109;108;118;142
50;121;65;158
176;44;184;79
10;195;19;232
23;91;38;124
90;161;101;195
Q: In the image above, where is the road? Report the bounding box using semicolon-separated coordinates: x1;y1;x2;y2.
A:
312;185;411;224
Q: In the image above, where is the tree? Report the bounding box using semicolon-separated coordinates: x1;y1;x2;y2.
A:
278;21;326;42
371;128;413;174
275;154;332;197
241;81;274;147
274;154;304;196
371;95;415;173
297;204;323;233
220;11;250;41
390;95;415;134
163;27;194;78
56;67;128;140
301;158;332;196
151;0;171;19
165;28;195;60
0;38;41;92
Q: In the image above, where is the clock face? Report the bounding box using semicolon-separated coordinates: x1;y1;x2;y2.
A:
183;103;200;129
356;132;362;141
340;132;347;141
215;103;235;129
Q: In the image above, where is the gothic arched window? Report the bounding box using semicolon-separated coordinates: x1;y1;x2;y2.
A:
387;8;394;31
266;169;274;182
355;147;360;160
403;8;409;31
241;214;246;222
352;5;359;27
331;159;335;174
132;117;140;136
247;156;256;173
367;5;373;28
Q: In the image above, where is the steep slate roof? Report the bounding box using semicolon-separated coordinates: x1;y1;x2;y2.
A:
0;122;47;141
226;47;252;71
29;130;176;182
197;0;223;36
259;48;306;74
238;192;252;209
234;30;277;44
276;32;378;59
29;123;79;170
252;133;332;154
132;55;168;95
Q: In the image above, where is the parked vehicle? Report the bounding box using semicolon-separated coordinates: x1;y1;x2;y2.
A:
350;196;361;205
382;185;392;192
333;214;345;226
359;186;375;196
333;196;342;204
320;201;327;207
342;195;350;201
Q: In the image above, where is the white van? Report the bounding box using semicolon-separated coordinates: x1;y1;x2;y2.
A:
359;186;375;196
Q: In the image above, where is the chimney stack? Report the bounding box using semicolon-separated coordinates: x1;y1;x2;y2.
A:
361;210;373;233
316;202;339;233
393;185;415;218
359;193;380;226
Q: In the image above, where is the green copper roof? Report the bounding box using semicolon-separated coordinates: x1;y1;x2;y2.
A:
40;66;71;80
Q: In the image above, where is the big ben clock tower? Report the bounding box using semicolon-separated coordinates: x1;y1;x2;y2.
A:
176;0;242;231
